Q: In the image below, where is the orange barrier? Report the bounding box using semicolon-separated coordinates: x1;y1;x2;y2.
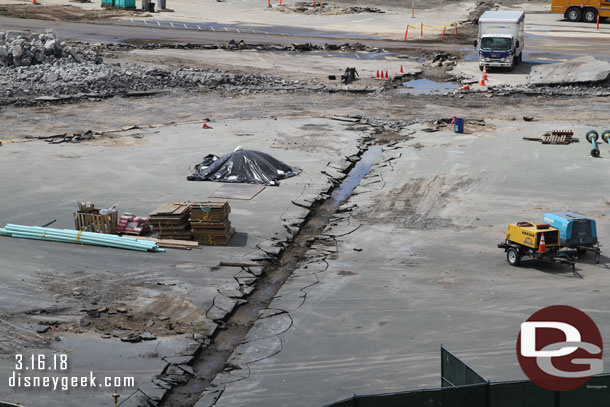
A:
404;22;458;40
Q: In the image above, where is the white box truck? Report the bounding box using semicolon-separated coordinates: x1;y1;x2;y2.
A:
474;11;525;71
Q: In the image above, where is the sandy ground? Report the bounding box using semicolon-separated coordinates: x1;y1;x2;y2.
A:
0;117;362;406
1;0;610;406
212;119;610;407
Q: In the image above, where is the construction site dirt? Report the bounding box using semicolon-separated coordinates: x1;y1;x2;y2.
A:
2;0;610;406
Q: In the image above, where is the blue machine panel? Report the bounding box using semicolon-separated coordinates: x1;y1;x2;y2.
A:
543;212;597;247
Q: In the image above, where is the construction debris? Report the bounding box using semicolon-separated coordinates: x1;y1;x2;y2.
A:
149;202;192;240
0;31;101;68
523;130;579;145
190;201;234;246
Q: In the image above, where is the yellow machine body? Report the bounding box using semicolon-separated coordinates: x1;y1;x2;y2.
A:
505;222;561;249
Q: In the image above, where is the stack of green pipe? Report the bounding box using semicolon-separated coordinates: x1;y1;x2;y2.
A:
0;224;165;252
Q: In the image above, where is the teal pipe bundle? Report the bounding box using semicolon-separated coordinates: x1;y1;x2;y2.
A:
0;224;165;252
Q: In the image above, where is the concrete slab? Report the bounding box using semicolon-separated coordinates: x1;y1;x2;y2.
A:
527;56;610;86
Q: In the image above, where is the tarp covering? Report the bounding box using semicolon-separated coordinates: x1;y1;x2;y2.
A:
187;148;301;186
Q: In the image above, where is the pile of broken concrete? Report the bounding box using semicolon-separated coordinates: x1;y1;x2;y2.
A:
0;32;101;68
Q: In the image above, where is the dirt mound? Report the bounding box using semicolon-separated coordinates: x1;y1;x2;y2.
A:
0;4;143;21
272;3;383;15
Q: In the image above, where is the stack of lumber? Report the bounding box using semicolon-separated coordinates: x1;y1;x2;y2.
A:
190;201;234;245
149;202;192;240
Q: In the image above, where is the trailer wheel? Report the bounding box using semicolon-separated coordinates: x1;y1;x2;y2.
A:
566;7;582;22
591;148;600;157
583;8;597;23
507;248;521;266
586;130;599;143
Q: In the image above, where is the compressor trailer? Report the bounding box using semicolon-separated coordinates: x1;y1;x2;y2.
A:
498;222;575;271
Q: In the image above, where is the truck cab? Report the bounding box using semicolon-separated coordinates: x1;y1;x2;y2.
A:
475;11;525;71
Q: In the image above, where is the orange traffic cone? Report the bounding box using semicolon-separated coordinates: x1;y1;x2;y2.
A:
479;77;486;86
538;233;546;253
376;70;380;79
385;69;389;79
202;123;213;129
400;65;404;73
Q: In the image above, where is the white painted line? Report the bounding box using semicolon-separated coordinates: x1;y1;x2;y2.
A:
130;18;134;23
144;20;148;25
211;26;215;31
224;27;228;31
352;17;373;23
197;25;201;30
170;22;174;27
157;20;161;26
355;53;361;59
236;29;240;33
183;23;188;29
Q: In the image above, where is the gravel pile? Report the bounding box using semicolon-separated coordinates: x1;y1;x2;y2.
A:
95;39;384;53
0;62;315;105
0;32;101;67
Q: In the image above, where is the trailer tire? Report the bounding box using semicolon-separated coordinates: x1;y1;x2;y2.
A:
507;248;521;266
591;148;600;157
583;8;597;23
566;7;582;22
586;130;599;142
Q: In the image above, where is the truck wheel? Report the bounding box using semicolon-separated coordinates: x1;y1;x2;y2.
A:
566;7;582;22
507;248;521;266
583;8;597;23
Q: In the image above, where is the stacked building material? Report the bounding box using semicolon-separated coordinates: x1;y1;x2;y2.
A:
117;213;150;236
149;202;192;240
0;224;163;252
190;201;234;245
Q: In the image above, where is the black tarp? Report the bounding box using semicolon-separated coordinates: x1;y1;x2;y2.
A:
187;148;301;186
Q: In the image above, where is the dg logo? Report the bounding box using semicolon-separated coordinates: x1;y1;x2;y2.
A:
517;305;603;391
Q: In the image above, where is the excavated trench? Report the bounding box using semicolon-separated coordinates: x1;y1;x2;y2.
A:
159;144;383;407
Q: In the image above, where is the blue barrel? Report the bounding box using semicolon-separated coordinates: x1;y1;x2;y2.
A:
454;118;464;133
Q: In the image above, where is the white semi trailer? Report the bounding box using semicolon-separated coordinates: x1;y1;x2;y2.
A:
474;11;525;71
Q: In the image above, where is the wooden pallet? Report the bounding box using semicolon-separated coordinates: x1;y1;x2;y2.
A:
74;211;117;234
192;227;234;246
190;201;230;222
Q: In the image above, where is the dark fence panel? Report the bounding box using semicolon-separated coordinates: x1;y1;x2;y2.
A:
561;374;610;407
489;380;555;407
441;345;487;388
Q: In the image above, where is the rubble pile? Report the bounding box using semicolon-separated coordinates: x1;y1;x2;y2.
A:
0;63;313;105
0;32;101;68
95;40;384;54
274;2;384;15
425;52;458;69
